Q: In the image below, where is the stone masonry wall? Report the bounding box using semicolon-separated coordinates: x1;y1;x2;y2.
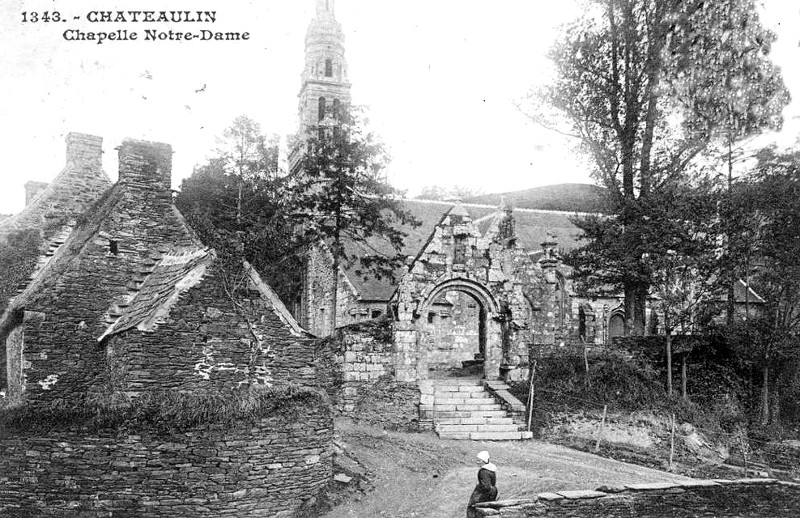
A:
0;405;333;517
10;140;201;406
317;321;421;431
106;262;318;398
474;479;800;517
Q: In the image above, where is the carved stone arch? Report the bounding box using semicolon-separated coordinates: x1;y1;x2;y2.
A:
608;304;626;342
416;276;500;318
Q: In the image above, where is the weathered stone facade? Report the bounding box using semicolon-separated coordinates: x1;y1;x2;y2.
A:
0;404;333;517
1;139;200;406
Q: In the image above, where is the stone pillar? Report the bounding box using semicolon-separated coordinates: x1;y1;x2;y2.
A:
392;321;419;382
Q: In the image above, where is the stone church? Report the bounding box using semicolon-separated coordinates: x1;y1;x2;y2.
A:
292;0;763;387
291;0;624;385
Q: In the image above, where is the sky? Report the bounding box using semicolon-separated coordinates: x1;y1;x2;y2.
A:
0;0;798;215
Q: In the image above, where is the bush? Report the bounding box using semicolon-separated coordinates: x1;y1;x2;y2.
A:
0;385;329;437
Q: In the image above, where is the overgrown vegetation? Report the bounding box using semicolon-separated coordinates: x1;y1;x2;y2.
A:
0;385;328;437
515;350;749;439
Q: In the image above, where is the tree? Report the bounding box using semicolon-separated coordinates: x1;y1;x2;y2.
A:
734;146;800;425
534;0;787;335
292;106;418;331
667;0;790;325
175;116;301;304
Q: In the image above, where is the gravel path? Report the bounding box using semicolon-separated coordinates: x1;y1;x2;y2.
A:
325;420;693;518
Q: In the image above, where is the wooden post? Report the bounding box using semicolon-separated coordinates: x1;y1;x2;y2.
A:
527;360;537;432
594;405;607;453
740;432;749;478
669;413;676;471
584;344;591;388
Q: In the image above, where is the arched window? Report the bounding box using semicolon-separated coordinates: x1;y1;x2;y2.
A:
325;59;333;77
332;99;341;119
318;97;326;121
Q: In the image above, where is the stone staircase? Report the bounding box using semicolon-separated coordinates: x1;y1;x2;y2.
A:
422;379;533;440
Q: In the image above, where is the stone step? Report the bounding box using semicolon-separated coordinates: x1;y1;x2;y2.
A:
436;417;515;426
434;385;485;393
437;430;533;441
430;379;482;386
434;398;497;406
436;424;521;433
432;404;504;412
434;390;489;399
430;410;510;419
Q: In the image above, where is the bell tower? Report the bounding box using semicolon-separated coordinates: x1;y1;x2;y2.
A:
299;0;351;129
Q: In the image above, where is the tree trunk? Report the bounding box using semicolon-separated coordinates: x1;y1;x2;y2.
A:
760;363;770;425
633;283;647;336
666;330;673;397
681;354;687;399
330;251;339;335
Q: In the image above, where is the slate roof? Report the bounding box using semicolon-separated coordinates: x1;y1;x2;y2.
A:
341;199;586;302
98;252;311;342
98;248;213;340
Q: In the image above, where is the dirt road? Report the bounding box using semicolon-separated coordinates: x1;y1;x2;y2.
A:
324;420;693;518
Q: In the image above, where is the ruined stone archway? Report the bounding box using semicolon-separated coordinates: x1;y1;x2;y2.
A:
414;277;503;380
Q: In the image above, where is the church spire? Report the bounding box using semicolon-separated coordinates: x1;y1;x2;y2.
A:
316;0;335;16
290;0;352;172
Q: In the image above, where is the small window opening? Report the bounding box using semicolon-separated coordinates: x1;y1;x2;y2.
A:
325;59;333;77
109;240;119;255
318;96;326;121
427;312;436;324
371;310;382;319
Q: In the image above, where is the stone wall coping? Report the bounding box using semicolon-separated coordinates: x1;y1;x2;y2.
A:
474;478;788;510
483;380;526;412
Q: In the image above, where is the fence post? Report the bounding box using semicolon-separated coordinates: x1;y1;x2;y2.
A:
669;413;676;471
594;404;607;453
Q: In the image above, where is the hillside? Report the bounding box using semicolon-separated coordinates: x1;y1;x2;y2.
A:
465;183;608;213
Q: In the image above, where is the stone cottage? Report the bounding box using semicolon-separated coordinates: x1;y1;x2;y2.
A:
0;137;317;407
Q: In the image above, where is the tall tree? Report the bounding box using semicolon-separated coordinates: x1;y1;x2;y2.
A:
734;146;800;425
534;0;788;335
668;0;789;325
175;116;300;304
292;106;418;332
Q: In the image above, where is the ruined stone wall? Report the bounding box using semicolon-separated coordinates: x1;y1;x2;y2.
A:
105;264;318;398
0;406;333;517
11;141;200;406
316;321;421;430
474;479;800;517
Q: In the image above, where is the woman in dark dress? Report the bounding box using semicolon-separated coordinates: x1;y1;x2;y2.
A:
466;450;498;518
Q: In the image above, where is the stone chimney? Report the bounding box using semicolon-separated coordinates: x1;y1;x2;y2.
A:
66;132;103;168
117;139;173;195
24;181;48;206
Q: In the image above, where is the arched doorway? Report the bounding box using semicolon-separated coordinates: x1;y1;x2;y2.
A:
609;311;626;342
414;277;503;380
421;289;486;378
